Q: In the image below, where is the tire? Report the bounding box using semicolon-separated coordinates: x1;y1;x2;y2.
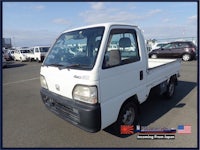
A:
151;54;157;59
182;54;191;61
113;101;138;135
36;58;40;63
20;57;23;62
164;80;175;99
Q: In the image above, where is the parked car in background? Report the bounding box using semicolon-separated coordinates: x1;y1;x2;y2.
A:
27;46;50;62
149;41;197;61
9;50;15;59
13;48;31;62
3;49;14;61
2;55;7;68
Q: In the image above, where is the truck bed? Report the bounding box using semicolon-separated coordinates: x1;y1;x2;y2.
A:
146;58;181;94
148;58;180;70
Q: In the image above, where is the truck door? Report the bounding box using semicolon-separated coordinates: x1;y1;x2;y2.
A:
99;28;147;127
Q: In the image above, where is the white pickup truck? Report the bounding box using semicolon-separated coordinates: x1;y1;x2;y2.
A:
27;46;50;62
40;23;181;133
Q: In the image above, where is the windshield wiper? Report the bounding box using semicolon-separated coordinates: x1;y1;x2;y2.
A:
45;63;72;70
44;63;90;70
45;63;64;68
66;64;81;67
57;64;82;70
59;64;91;70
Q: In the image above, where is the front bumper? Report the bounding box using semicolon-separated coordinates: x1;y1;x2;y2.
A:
40;88;101;132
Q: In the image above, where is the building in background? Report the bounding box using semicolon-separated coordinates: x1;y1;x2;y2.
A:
3;38;12;49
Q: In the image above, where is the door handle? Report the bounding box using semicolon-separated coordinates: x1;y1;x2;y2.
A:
140;71;143;80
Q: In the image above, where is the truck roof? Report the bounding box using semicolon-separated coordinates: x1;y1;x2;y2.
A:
62;22;138;33
32;46;50;48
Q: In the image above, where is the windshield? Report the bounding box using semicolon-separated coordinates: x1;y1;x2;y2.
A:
40;47;49;52
20;50;31;53
43;27;105;70
157;43;167;47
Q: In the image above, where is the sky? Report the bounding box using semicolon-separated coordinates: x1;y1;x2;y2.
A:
2;2;198;47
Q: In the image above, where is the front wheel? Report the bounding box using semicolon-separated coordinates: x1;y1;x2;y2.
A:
151;54;158;59
113;101;138;135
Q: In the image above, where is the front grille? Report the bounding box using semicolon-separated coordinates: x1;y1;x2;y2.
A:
42;96;80;123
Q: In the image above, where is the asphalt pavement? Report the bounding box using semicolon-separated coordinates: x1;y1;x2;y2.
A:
2;60;198;148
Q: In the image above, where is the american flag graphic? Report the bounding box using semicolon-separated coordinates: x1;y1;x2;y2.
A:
177;125;191;134
120;125;134;134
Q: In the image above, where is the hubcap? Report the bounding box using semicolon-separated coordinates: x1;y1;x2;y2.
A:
183;54;190;61
122;108;135;125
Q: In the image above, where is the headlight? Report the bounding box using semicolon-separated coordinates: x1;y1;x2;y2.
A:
73;85;98;104
40;75;48;89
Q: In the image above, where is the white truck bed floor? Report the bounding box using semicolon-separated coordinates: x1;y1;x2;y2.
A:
148;58;179;69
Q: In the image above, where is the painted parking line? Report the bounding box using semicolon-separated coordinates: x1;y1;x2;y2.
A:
3;77;39;86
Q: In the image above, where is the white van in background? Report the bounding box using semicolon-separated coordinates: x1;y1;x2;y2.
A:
13;48;31;62
27;46;50;62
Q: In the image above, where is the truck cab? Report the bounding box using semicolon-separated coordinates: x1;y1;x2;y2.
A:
40;23;180;133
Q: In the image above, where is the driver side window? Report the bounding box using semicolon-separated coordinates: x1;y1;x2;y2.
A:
103;29;140;69
35;48;39;53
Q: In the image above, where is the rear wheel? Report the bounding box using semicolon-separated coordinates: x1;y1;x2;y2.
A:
182;54;191;61
164;79;176;99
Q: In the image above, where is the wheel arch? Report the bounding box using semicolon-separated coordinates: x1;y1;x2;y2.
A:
117;94;140;120
182;52;191;56
169;74;178;85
